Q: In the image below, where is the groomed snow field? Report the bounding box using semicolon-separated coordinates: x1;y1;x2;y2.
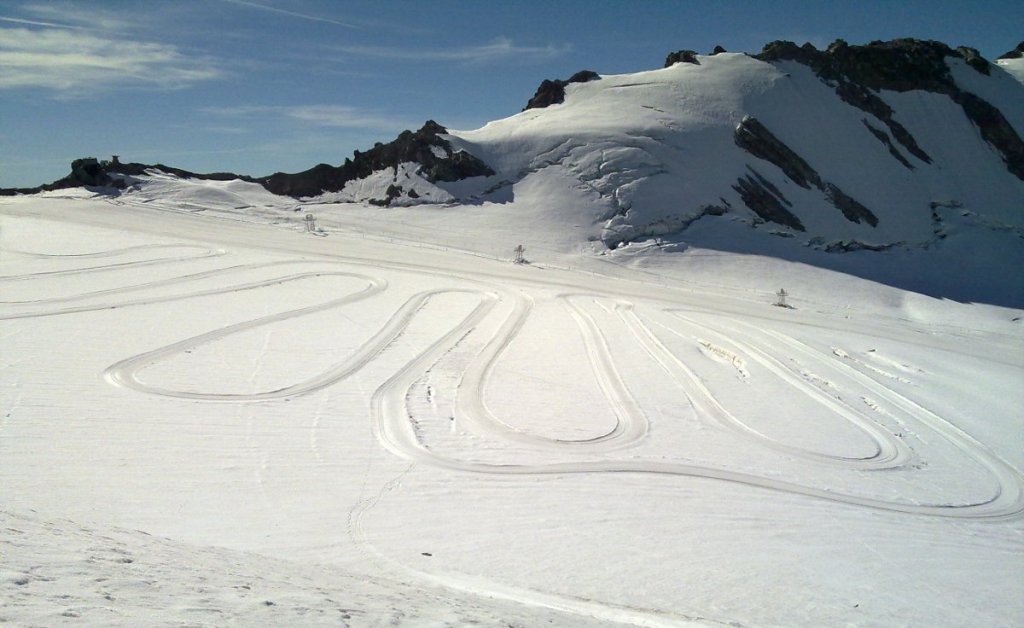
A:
2;188;1022;627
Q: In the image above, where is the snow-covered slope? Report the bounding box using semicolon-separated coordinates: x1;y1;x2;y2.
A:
996;56;1024;84
442;48;1023;245
2;190;1022;627
286;41;1023;306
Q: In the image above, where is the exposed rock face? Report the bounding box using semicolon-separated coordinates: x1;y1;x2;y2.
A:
731;168;805;231
861;120;914;169
523;70;600;110
834;81;932;163
733;117;879;227
664;50;699;67
757;38;953;91
710;45;727;55
823;183;878;227
956;46;990;75
259;120;494;198
997;41;1024;60
953;91;1024;180
734;117;821;188
68;158;115;187
2;123;494;201
2;157;128;195
754;38;1024;180
1;157;258;195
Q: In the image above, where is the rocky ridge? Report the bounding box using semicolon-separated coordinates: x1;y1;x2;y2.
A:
523;70;601;110
259;121;493;200
754;38;1023;180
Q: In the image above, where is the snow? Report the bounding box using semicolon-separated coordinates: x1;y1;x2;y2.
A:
995;57;1024;85
2;50;1023;626
2;189;1022;627
436;52;1024;304
338;163;455;206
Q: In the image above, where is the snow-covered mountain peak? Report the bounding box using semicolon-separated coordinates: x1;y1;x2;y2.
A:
6;39;1021;305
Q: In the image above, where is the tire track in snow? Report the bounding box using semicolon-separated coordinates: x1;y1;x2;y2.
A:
8;212;1022;628
451;292;649;452
368;297;1022;519
13;238;1018;520
18;240;1020;519
617;303;906;467
0;261;366;319
657;307;911;468
103;289;509;402
726;320;1024;520
0;244;224;281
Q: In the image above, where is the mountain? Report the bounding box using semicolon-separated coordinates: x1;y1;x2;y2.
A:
7;39;1024;305
289;39;1024;306
317;39;1023;246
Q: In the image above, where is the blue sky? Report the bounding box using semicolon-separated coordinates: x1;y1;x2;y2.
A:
2;0;1021;187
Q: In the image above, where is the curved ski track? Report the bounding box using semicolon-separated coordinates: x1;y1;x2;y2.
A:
4;242;1020;521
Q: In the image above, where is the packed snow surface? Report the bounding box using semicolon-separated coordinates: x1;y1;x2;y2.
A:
2;187;1023;627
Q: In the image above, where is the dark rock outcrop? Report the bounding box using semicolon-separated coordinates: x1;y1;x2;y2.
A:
259;120;494;198
1;123;495;201
732;168;805;231
952;91;1024;180
733;116;879;227
664;50;699;67
0;157;255;196
997;41;1024;60
734;117;821;189
523;70;600;110
956;46;990;75
754;38;1024;180
67;158;120;188
834;81;932;163
824;239;900;253
711;45;727;55
861;120;914;169
824;183;879;227
756;38;954;92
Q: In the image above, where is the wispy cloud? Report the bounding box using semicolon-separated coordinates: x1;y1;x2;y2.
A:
0;15;85;30
203;104;411;130
334;36;570;64
220;0;358;29
17;2;138;32
0;27;221;94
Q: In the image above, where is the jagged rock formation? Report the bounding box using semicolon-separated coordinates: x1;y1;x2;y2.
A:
0;158;122;195
755;38;1024;180
1;157;246;196
258;121;494;199
731;167;804;231
860;120;914;169
1;122;495;204
733;116;878;226
664;50;699;67
734;117;821;188
523;70;601;110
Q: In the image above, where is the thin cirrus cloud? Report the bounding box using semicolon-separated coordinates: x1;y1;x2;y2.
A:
0;26;221;94
219;0;359;29
14;1;137;32
334;36;570;64
203;104;412;131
